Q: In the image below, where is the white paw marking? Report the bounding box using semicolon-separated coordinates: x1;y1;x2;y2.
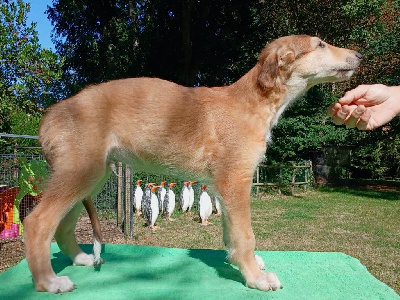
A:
260;272;282;291
73;253;97;266
255;254;266;270
247;272;283;292
93;237;103;265
47;276;75;293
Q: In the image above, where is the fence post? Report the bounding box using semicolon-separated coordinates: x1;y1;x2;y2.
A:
278;164;282;195
291;164;297;195
124;166;132;238
13;143;18;179
256;166;260;194
309;160;313;190
304;163;308;193
117;162;123;227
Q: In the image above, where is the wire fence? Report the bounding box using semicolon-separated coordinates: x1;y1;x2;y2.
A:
0;153;186;238
0;153;118;216
0;152;315;239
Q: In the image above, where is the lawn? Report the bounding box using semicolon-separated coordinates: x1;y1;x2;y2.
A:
0;186;399;294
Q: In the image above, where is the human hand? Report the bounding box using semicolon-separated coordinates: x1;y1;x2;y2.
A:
327;84;400;130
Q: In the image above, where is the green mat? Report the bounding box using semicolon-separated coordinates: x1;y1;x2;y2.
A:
0;243;398;299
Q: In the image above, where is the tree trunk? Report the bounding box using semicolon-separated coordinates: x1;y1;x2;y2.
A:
180;0;197;86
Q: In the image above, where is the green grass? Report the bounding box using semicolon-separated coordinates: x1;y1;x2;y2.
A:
129;186;399;294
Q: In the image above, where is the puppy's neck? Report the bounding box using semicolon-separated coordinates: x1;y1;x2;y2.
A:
272;75;309;124
232;65;310;142
264;76;309;142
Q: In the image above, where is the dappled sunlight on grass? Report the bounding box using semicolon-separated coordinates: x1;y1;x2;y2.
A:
317;186;400;201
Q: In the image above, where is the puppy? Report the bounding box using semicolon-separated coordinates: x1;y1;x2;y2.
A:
24;35;361;293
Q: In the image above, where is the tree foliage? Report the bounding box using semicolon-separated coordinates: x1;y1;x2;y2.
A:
0;0;63;151
4;0;400;178
48;0;399;87
48;0;400;179
47;0;260;91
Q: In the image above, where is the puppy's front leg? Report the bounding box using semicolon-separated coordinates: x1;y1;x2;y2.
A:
217;171;282;292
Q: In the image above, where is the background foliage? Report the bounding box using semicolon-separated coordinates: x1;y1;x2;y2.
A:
1;0;399;179
0;0;63;151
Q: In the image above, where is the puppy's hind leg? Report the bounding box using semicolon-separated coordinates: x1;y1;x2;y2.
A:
24;166;107;293
54;201;101;267
83;197;103;265
55;167;110;267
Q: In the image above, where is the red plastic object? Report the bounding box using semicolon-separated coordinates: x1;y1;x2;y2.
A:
0;187;19;231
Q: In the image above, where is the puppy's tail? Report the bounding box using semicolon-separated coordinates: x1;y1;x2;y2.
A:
83;197;103;265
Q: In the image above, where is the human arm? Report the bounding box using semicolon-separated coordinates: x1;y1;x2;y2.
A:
327;84;400;130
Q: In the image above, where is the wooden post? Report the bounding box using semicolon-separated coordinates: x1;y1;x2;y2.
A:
117;162;123;227
304;163;308;192
125;166;131;238
291;165;297;195
252;163;314;195
278;164;282;195
256;166;260;194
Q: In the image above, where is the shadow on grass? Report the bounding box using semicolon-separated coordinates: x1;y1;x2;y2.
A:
318;186;400;201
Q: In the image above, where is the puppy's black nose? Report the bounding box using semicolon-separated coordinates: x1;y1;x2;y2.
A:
355;52;362;59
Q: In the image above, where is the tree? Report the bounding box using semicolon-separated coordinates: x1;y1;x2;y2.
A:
0;0;64;152
47;0;400;178
48;0;261;91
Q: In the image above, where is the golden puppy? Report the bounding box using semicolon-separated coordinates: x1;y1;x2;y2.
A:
24;35;361;293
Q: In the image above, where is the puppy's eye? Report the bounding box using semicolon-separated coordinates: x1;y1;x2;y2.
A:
319;41;325;48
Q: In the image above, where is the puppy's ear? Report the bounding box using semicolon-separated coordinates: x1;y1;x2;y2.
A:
257;50;278;90
278;50;295;67
258;47;295;91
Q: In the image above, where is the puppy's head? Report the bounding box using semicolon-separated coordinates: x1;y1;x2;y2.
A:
258;35;361;90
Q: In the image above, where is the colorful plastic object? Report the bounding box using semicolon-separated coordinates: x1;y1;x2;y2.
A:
0;187;19;235
13;158;48;235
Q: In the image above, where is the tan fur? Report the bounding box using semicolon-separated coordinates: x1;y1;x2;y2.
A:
24;35;361;293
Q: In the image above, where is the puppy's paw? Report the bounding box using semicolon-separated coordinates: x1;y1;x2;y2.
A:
255;254;266;270
73;252;104;266
46;276;75;293
264;272;282;291
247;272;283;291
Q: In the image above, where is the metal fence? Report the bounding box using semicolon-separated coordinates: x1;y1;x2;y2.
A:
0;153;118;216
0;153;184;238
1;152;315;239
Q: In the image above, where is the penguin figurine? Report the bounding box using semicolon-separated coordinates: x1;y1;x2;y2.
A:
188;181;196;213
142;182;155;221
133;179;143;215
180;181;190;212
158;181;167;213
145;185;160;230
213;195;222;216
163;182;176;221
198;185;213;225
